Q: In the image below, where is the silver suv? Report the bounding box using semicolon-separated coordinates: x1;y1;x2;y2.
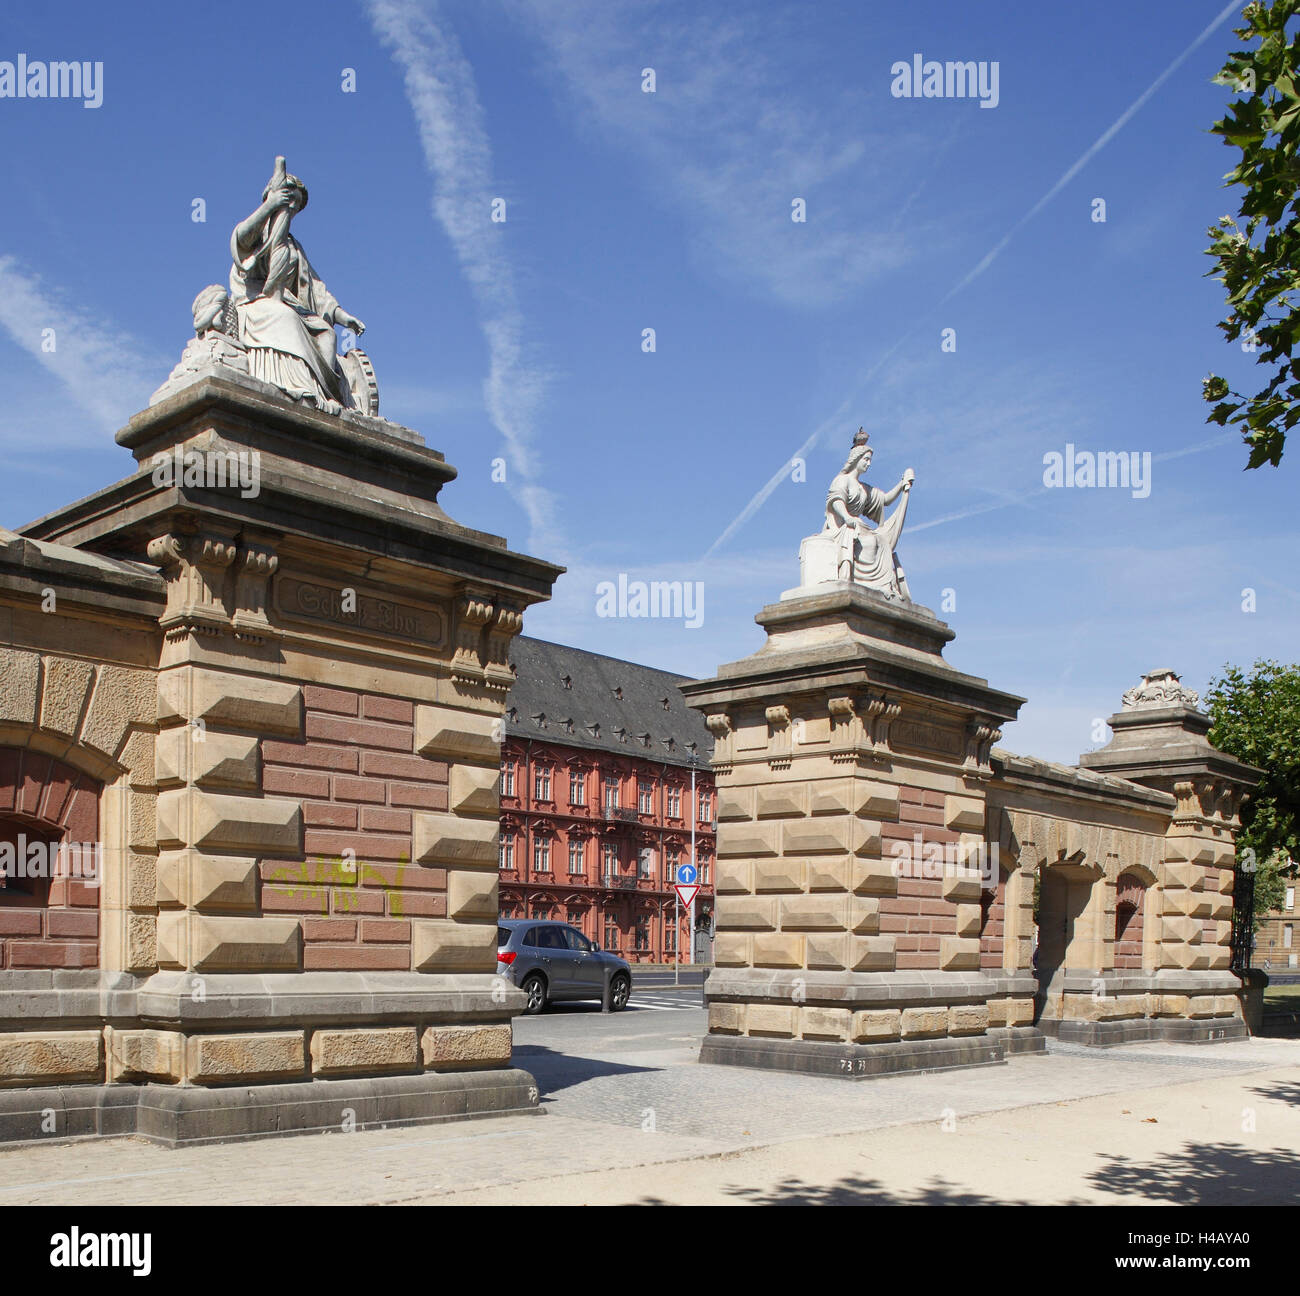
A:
497;919;632;1014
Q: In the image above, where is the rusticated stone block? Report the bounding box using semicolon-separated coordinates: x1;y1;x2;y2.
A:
187;1031;306;1084
754;858;804;893
106;1028;183;1083
716;786;754;822
941;871;982;904
901;1008;948;1039
447;868;497;921
412;919;495;971
800;1007;851;1041
850;896;880;934
806;856;850;892
0;648;41;725
191;915;301;971
849;935;896;971
717;897;777;930
157;668;302;736
156;850;258;912
415;705;499;762
852;1009;901;1042
716;859;753;894
780;894;847;931
747;1004;796;1038
39;656;95;738
752;932;803;968
156;789;301;855
755;784;806;818
1007;998;1035;1027
806;932;849;970
155;728;260;790
708;1002;745;1034
783;817;881;856
948;1005;989;1036
852;857;899;896
448;764;500;816
809;779;900;819
0;1030;103;1086
944;794;985;832
311;1027;419;1076
714;932;752;966
716;822;779;858
940;936;980;971
955;903;983;938
413;811;497;867
421;1024;511;1071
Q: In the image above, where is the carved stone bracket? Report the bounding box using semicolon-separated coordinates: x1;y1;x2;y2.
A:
963;716;1002;780
828;695;859;764
451;589;495;685
765;705;791;769
705;713;733;771
147;525;238;641
231;533;280;643
484;602;524;694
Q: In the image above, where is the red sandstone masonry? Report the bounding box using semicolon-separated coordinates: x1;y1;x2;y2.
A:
260;691;456;971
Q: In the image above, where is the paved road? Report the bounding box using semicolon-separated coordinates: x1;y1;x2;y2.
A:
0;989;1295;1205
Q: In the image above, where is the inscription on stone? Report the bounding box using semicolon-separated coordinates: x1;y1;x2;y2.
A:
276;576;445;647
891;719;962;759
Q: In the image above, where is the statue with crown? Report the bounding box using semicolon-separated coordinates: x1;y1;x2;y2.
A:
152;156;380;417
798;427;916;600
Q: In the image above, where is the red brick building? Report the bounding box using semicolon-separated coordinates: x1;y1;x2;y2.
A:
499;638;716;964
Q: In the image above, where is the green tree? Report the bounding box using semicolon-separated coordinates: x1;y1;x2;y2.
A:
1203;0;1300;467
1205;660;1300;928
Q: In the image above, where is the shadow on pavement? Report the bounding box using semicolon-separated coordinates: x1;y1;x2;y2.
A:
513;1044;661;1099
635;1178;1081;1206
1083;1141;1300;1205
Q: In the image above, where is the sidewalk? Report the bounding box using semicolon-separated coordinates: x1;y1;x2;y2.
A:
0;1037;1295;1205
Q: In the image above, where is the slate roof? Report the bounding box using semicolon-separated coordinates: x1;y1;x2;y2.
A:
504;636;713;769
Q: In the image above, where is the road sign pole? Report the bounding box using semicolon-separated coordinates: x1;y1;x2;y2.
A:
690;761;696;976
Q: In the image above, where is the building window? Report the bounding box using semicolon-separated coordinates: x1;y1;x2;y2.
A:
569;772;586;806
534;766;552;801
603;776;620;810
666;786;681;818
664;918;677;953
638;847;653;879
499;833;515;871
638;780;654;814
604;913;618;950
1286;924;1294;950
501;759;516;798
635;920;649;951
569;839;585;875
601;841;619;880
698;790;713;823
699;856;710;885
667;846;681;880
567;908;583;929
1288;887;1295;912
532;836;551;873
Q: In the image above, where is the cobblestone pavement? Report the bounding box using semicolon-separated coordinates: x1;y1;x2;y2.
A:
0;996;1296;1206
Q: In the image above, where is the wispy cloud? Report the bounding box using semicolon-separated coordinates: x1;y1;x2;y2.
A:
513;0;921;309
705;0;1243;554
365;0;561;555
0;257;160;437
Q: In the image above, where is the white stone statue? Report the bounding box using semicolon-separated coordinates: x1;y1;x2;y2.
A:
799;428;915;600
1121;668;1201;711
151;157;380;417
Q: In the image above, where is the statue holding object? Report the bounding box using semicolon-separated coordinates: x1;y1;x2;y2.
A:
799;428;915;602
152;156;379;416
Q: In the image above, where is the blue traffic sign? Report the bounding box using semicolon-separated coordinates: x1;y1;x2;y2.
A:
676;863;698;884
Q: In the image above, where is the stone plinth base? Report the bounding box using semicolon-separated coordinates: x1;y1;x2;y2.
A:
700;1033;1006;1079
0;1069;539;1148
1039;1017;1249;1047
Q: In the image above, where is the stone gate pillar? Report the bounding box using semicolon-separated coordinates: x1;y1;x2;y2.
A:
8;376;561;1142
680;582;1028;1077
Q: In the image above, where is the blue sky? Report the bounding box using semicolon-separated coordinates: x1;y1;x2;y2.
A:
0;0;1296;764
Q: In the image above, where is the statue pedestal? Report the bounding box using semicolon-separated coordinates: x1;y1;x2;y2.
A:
681;584;1035;1078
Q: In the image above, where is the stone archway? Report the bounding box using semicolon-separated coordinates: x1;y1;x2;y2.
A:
0;748;103;970
1034;859;1103;1022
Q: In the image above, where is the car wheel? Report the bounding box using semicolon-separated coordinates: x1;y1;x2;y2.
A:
610;974;630;1011
521;973;547;1015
